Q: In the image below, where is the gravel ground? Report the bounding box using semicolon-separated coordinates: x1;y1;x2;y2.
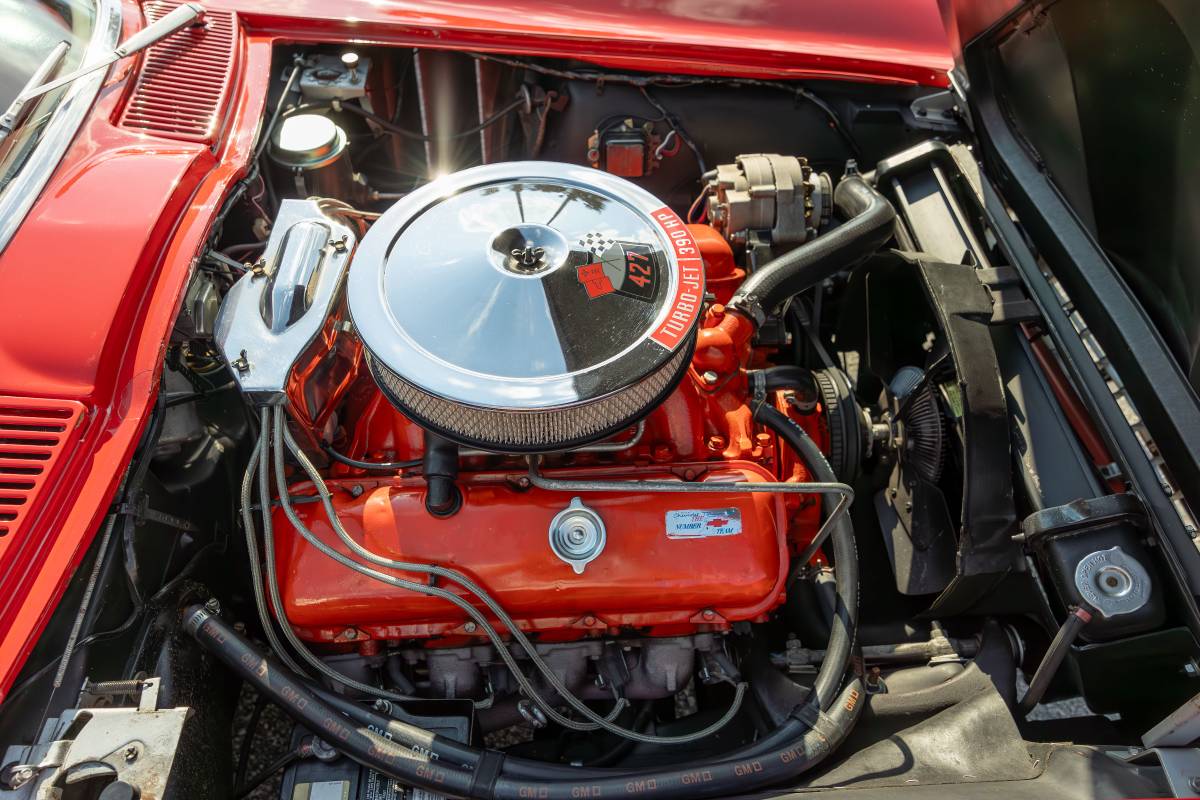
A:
1015;672;1094;721
231;682;296;800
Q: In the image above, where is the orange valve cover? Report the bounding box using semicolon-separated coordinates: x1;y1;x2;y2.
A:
272;462;788;643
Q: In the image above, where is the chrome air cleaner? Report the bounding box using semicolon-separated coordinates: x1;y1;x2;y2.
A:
347;162;704;452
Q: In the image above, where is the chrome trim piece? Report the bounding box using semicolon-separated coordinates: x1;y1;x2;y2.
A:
0;0;122;254
214;199;356;404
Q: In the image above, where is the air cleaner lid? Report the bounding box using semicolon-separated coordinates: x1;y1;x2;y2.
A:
347;162;704;411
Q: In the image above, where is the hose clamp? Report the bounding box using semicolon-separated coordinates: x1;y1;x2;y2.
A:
182;605;212;637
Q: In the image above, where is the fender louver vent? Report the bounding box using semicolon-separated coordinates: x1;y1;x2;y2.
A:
0;399;85;540
118;0;237;144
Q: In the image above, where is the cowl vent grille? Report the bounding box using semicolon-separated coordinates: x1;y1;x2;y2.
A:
118;0;238;144
0;399;85;540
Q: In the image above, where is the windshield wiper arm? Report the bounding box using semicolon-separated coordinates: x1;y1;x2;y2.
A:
0;41;72;143
0;2;206;144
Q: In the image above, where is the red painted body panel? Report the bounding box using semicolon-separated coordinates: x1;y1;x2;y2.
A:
216;0;951;86
0;398;86;540
0;0;950;698
0;14;272;698
275;463;787;644
939;0;1021;62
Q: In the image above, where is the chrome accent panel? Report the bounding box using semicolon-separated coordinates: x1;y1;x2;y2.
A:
214;199;355;404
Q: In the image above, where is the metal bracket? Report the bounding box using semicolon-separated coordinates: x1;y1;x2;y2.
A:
909;90;962;133
1125;747;1200;797
1143;691;1200;749
976;266;1040;323
1;678;187;798
112;493;199;533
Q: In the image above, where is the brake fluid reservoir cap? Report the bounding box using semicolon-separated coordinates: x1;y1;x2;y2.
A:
270;113;347;170
348;162;705;452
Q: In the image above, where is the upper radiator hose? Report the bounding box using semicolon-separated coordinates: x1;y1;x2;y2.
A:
727;173;895;325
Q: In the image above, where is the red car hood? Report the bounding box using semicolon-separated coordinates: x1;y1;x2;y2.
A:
0;0;950;698
222;0;953;85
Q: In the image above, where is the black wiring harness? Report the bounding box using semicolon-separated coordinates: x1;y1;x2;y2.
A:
468;52;863;160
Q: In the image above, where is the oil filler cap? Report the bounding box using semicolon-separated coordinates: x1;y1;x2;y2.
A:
347;162;704;452
549;497;606;575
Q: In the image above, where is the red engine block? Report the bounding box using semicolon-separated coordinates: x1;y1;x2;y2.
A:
274;462;789;643
274;224;828;646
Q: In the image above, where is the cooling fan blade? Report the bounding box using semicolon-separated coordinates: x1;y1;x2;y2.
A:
874;366;958;596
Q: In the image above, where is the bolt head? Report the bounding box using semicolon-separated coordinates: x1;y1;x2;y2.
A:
702;370;720;385
123;746;138;763
463;622;477;633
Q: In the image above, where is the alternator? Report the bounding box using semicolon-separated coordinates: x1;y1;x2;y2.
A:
705;154;831;247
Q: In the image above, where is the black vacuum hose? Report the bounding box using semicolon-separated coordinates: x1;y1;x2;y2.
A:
186;604;862;800
753;403;859;709
727;174;895;325
312;672;833;782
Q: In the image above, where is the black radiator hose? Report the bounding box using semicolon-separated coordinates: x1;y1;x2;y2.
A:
187;604;861;799
753;402;858;709
727;174;896;325
183;399;863;790
313;668;841;782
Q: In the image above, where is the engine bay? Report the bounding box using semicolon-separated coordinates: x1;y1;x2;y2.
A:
1;39;1194;800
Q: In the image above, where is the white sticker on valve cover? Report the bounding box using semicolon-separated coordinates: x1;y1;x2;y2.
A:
665;508;742;538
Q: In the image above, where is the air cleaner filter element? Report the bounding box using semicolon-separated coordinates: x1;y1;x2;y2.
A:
347;162;704;452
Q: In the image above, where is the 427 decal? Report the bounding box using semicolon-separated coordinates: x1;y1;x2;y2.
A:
575;236;658;301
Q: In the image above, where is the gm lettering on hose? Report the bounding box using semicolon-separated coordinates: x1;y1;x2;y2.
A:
649;206;705;350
